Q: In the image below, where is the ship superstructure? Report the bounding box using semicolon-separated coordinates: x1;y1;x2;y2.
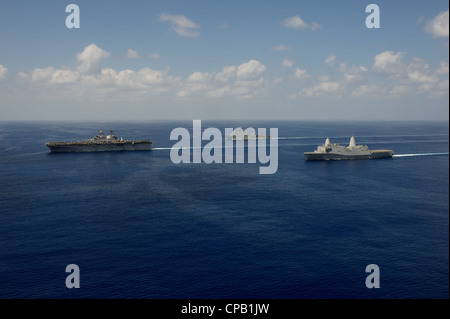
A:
304;136;393;160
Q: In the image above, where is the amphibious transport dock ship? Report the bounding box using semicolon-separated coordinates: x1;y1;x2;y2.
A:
46;130;153;153
304;136;393;160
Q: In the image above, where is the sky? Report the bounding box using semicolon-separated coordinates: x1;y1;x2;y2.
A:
0;0;448;121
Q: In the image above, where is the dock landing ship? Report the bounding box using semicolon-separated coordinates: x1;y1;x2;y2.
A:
304;136;393;160
46;130;153;152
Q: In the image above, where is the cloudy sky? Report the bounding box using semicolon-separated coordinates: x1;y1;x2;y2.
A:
0;0;448;121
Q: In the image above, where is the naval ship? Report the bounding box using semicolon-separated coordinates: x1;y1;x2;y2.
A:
46;130;153;153
304;136;393;160
227;127;270;140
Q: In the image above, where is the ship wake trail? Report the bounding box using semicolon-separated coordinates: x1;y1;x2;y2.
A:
393;152;449;157
152;147;204;151
152;147;175;150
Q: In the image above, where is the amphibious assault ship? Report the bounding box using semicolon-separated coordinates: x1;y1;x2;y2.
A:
46;130;153;153
304;136;393;160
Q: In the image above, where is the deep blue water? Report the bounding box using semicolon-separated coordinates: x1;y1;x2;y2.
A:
0;121;448;299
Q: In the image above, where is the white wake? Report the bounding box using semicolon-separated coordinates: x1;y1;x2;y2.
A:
393;152;449;157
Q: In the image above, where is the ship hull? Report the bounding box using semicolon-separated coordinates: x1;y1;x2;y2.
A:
304;150;394;161
46;141;153;153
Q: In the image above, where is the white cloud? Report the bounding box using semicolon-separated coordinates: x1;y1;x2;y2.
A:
390;85;410;95
282;59;294;68
351;84;384;97
281;15;308;29
0;65;8;81
126;49;140;59
290;79;340;98
351;84;370;97
20;44;179;96
218;23;229;29
270;44;291;51
147;52;161;59
432;79;450;97
214;65;237;82
12;42;447;109
177;60;267;99
373;51;406;75
404;57;444;86
69;67;177;91
310;21;321;31
287;51;448;99
30;67;56;82
366;52;448;96
324;54;336;67
81;68;116;87
159;13;200;38
205;85;230;98
340;64;368;84
436;61;449;75
290;68;311;80
235;76;265;88
50;69;80;84
135;67;175;85
425;10;449;38
407;71;438;83
187;71;210;82
412;79;448;99
76;67;180;96
281;15;320;31
236;59;266;79
309;81;339;94
76;43;110;74
273;77;282;84
324;55;368;84
370;53;448;97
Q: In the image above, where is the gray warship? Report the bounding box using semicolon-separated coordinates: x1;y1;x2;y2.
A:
304;136;393;160
227;127;270;140
46;130;153;153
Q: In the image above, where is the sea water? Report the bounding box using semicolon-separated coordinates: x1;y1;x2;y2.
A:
0;121;448;298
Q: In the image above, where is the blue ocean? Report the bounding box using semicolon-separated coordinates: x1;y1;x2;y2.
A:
0;121;448;299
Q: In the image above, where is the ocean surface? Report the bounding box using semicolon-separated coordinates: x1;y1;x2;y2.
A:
0;121;448;299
